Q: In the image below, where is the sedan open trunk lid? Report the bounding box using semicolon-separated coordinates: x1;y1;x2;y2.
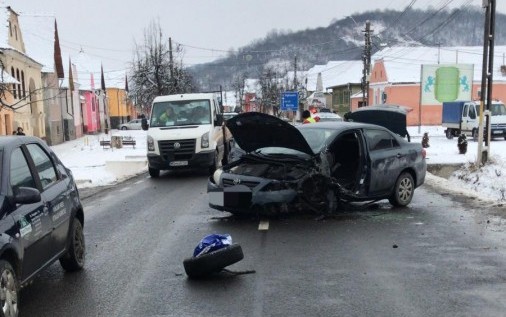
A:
226;112;314;155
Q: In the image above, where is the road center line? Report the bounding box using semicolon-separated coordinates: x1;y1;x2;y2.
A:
258;220;269;231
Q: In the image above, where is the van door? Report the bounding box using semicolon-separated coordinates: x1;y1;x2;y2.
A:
461;102;477;132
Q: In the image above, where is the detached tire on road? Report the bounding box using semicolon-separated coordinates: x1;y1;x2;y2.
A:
183;244;244;279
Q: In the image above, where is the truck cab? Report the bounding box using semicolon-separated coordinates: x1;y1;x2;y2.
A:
442;100;506;140
142;93;229;177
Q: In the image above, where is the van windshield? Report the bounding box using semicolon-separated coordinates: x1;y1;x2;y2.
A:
490;103;506;116
150;100;211;127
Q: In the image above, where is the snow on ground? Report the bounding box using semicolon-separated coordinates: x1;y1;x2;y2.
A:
50;126;506;203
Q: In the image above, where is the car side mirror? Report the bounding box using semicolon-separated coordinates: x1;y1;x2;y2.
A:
14;187;41;205
215;114;224;126
141;118;149;130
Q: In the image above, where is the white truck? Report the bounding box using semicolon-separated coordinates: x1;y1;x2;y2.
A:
442;100;506;140
141;93;230;177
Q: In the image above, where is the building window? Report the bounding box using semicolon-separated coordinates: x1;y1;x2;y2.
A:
14;25;17;40
8;21;12;37
11;67;16;99
16;69;21;99
21;71;26;98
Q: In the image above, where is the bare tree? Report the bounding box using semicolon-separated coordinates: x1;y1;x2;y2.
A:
259;67;282;116
231;72;246;112
130;20;195;113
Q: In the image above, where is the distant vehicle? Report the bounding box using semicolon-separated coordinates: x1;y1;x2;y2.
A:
142;93;231;178
317;112;342;122
223;112;239;121
119;119;143;130
442;100;506;140
208;112;426;216
319;108;331;113
0;136;85;316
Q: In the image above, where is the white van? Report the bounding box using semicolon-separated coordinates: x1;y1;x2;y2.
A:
142;93;229;177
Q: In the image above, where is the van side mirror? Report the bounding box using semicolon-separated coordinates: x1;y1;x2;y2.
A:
141;118;149;130
215;114;224;126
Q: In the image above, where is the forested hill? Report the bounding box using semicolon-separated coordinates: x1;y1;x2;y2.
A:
190;7;506;91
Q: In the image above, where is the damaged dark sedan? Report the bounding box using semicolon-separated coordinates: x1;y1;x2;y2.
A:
208;112;426;215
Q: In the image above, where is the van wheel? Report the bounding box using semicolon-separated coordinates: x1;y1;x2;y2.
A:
0;260;18;317
445;129;453;139
149;167;160;178
208;151;219;175
389;172;414;207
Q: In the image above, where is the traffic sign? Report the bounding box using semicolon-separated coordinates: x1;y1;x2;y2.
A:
281;92;299;111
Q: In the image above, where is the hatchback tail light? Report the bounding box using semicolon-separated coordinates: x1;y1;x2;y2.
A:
421;148;426;159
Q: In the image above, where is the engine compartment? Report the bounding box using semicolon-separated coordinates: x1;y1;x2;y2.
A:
227;162;308;181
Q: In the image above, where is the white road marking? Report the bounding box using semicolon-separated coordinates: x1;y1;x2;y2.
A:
119;187;130;192
258;220;269;231
134;180;144;185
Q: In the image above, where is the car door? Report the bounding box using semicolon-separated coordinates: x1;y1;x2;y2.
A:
461;102;477;132
364;129;403;196
25;143;72;257
132;119;142;129
8;146;53;280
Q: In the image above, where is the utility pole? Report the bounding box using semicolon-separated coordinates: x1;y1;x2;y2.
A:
477;0;496;165
293;55;298;91
169;37;174;92
361;21;372;107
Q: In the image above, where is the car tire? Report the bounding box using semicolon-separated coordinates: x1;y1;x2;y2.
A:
389;172;414;207
59;218;85;272
445;129;453;139
121;126;127;130
149;167;160;178
183;244;244;279
0;260;19;317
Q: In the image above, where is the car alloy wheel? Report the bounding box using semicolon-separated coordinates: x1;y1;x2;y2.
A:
389;172;414;207
0;260;18;317
59;219;85;272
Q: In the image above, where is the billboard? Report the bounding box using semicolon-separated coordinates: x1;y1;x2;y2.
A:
421;64;473;105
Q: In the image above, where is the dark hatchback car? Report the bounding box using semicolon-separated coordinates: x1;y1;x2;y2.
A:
0;136;85;316
208;112;426;215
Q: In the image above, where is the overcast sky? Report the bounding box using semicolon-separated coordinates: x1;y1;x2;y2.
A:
4;0;504;71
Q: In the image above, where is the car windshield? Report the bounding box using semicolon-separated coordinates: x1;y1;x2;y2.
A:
298;128;336;153
150;100;211;127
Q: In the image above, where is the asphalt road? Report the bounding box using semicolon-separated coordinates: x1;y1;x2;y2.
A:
19;170;506;317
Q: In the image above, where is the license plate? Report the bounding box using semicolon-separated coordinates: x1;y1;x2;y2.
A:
493;130;502;135
169;161;188;166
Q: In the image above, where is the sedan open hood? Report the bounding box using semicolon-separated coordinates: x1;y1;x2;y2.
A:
226;112;314;155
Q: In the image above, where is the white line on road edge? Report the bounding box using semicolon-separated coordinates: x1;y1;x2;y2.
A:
258;220;269;231
134;180;144;185
119;187;130;192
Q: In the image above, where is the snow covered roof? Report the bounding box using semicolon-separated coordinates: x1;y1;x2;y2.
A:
244;78;260;93
373;46;506;83
305;61;363;92
17;14;55;73
222;90;237;107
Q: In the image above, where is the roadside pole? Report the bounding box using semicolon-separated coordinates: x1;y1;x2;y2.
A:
477;0;496;165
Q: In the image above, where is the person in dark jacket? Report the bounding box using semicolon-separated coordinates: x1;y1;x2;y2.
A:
16;127;25;135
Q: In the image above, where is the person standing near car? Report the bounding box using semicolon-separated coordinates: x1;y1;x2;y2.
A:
302;110;316;124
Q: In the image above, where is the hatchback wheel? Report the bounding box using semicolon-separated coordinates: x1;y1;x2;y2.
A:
121;126;127;130
389;172;414;207
0;260;18;317
59;218;85;272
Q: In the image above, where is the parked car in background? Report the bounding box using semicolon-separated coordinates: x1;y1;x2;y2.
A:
208;112;426;216
317;112;343;122
119;119;143;130
0;136;85;316
223;112;239;121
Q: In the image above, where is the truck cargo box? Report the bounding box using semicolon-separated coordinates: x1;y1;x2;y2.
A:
442;101;465;124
